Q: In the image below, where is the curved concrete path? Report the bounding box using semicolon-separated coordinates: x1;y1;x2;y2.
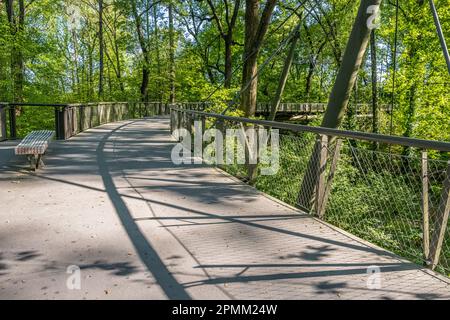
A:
0;117;449;300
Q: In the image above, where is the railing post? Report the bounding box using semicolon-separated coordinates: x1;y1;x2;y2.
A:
55;106;68;140
315;134;329;218
177;108;182;135
9;105;16;139
429;161;450;270
318;139;342;218
170;106;175;134
180;108;185;129
216;118;225;138
186;112;192;135
422;150;430;263
0;103;7;141
201;114;206;137
216;118;225;166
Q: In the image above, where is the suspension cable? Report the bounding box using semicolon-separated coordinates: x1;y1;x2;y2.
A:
428;0;450;76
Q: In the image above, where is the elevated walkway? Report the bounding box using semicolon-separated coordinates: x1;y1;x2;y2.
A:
0;117;448;299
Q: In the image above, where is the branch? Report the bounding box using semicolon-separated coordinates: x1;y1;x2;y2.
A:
205;0;225;38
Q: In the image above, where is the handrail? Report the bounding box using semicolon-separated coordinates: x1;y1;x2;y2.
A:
1;101;167;140
1;102;163;108
176;101;393;112
171;107;450;152
6;103;69;107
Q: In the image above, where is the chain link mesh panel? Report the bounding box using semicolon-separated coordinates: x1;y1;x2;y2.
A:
170;108;450;276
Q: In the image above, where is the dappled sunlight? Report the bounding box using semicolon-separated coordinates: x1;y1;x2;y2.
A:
1;117;449;300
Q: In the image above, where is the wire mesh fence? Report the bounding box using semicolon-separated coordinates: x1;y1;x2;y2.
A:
170;106;450;277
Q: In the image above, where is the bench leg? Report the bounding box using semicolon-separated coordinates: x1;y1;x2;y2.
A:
35;155;41;170
35;154;44;170
27;155;35;170
27;154;44;170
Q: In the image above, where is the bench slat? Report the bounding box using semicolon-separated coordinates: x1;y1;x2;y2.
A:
15;130;55;155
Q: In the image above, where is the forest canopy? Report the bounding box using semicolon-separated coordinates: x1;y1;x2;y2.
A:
0;0;449;142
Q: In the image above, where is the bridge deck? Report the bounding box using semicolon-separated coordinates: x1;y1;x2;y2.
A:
0;117;449;300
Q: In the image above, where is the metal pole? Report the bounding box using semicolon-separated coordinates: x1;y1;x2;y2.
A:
429;0;450;76
315;135;328;217
9;105;16;139
0;104;6;141
429;161;450;270
422;150;430;263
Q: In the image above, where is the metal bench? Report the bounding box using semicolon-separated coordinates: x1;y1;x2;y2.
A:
15;130;55;170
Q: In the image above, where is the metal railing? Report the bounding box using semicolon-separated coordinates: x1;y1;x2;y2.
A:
175;101;393;115
0;102;169;140
170;105;450;276
0;103;7;142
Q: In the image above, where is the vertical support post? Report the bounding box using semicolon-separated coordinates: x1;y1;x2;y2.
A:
201;114;206;137
55;106;68;140
429;161;450;270
186;112;192;135
315;134;329;218
180;109;185;129
80;105;85;132
216;118;225;167
318;139;343;218
9;105;17;139
216;118;225;139
0;104;7;141
177;109;182;134
170;107;175;134
422;150;430;263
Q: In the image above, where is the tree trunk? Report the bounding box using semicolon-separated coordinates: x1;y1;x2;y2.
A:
297;0;382;210
114;38;125;93
240;0;277;117
169;2;176;103
370;30;378;136
72;30;81;97
6;0;25;104
206;0;241;89
402;44;418;157
224;33;233;88
268;23;301;121
132;1;150;101
89;52;94;100
153;3;162;100
98;0;104;99
305;64;314;100
141;68;150;100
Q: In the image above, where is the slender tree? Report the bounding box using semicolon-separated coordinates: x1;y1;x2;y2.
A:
240;0;277;117
98;0;104;98
370;29;378;136
5;0;25;103
131;0;151;101
168;1;175;103
205;0;241;88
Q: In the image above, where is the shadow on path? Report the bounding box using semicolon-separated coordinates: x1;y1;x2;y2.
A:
96;120;191;300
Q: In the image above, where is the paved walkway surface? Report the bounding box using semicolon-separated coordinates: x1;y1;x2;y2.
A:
0;117;449;300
